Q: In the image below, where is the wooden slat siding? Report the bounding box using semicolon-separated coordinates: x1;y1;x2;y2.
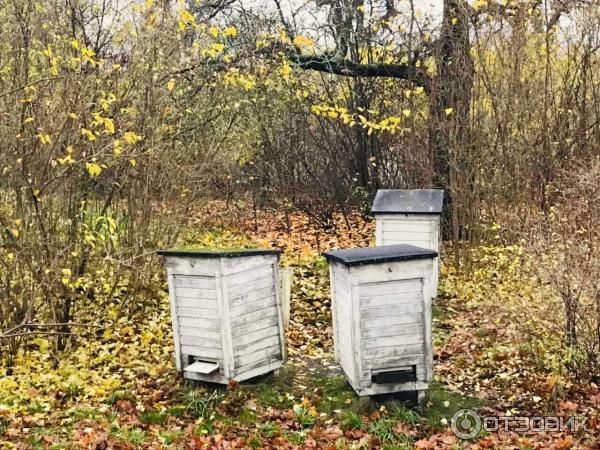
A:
180;335;221;349
165;257;220;277
217;261;234;379
234;344;281;367
381;221;433;233
230;286;275;308
381;230;432;241
230;306;278;327
365;354;425;370
358;279;421;296
423;284;434;381
361;292;422;309
230;296;276;318
363;343;424;360
376;214;441;302
350;276;363;389
363;333;424;350
221;254;274;276
227;276;274;297
236;356;282;377
176;306;220;320
181;345;222;359
362;303;423;318
232;315;279;338
225;265;273;284
233;325;280;349
362;323;424;339
179;326;221;340
178;316;220;329
329;265;340;364
333;264;355;383
176;298;218;310
175;287;217;299
235;335;281;357
362;313;423;329
271;261;287;361
166;270;183;370
174;275;218;290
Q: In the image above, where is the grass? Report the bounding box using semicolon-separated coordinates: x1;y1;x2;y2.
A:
342;411;364;430
179;387;223;419
139;409;168;425
422;382;482;430
109;425;147;447
282;430;307;445
260;421;280;437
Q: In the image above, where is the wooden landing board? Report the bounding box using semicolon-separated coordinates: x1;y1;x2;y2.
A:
184;361;219;375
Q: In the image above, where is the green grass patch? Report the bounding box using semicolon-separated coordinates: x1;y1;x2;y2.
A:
368;417;413;446
158;429;184;445
260;421;280;437
282;430;307;445
139;409;168;425
422;382;482;430
109;425;147;448
179;387;224;419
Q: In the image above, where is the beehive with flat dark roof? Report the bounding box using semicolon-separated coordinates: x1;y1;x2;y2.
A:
372;189;443;298
323;244;437;398
158;248;286;384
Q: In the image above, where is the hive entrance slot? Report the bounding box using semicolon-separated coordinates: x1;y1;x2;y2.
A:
372;366;417;384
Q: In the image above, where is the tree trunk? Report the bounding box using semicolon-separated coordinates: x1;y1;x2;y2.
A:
429;0;474;240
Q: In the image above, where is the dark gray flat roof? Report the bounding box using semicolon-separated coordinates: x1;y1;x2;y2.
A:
157;248;282;258
323;244;437;267
371;189;444;214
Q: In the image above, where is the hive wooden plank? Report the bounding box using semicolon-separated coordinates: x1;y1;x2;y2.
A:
230;296;276;317
178;326;221;340
181;345;222;359
361;292;422;308
231;315;279;337
176;298;218;310
361;303;423;318
227;276;274;297
381;221;433;233
234;344;281;367
235;335;281;358
361;323;424;339
229;286;275;308
233;325;280;349
175;287;217;299
180;335;222;349
362;313;423;329
358;279;421;296
230;306;278;327
363;343;424;360
362;333;424;350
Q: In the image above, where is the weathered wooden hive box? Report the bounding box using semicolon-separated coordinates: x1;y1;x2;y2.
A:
372;189;443;298
158;248;286;384
323;245;437;397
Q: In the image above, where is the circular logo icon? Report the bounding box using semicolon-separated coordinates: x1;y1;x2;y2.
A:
451;409;482;440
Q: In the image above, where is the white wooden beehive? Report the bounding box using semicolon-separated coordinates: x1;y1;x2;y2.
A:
372;189;443;298
324;245;437;397
158;249;286;384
